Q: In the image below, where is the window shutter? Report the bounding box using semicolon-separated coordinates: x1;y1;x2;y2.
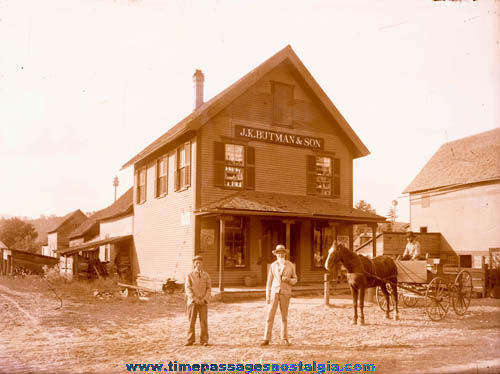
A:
214;142;225;187
245;146;255;189
185;142;191;187
174;151;179;191
166;156;169;195
333;158;340;197
154;161;159;198
306;155;316;195
135;171;139;204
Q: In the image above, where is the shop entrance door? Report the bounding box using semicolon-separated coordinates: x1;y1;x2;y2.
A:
261;220;300;282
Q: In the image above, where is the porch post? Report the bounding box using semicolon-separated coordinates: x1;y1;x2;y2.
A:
329;222;337;244
283;219;294;261
283;220;294;250
370;223;377;258
218;216;226;292
0;249;3;275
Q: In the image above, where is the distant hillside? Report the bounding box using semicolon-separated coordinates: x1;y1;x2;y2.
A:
27;216;64;244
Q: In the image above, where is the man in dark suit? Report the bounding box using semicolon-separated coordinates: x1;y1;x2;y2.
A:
261;244;298;346
185;255;211;346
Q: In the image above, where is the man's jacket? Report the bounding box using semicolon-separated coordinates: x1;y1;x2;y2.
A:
266;260;298;301
185;270;212;304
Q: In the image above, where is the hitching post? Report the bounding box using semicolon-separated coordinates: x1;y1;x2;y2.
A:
324;272;330;305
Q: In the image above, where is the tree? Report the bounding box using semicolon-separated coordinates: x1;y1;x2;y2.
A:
0;217;38;252
354;200;378;239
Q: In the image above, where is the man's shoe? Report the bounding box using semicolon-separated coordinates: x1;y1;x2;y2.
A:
202;342;209;346
184;341;194;346
260;340;269;346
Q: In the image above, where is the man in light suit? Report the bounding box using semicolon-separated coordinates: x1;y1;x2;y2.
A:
261;244;298;346
185;255;211;346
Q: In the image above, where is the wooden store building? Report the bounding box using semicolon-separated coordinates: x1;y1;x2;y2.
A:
121;45;386;290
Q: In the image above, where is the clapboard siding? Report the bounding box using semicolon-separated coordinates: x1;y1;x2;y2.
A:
133;137;196;283
199;62;354;209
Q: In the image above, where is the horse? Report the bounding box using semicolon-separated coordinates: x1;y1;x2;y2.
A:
325;242;399;325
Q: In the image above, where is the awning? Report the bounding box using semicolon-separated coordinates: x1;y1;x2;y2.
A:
195;191;386;224
57;235;133;256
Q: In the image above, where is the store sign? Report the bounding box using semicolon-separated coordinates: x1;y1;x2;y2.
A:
235;125;324;150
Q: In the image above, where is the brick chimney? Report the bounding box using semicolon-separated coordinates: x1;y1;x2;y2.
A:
193;69;204;110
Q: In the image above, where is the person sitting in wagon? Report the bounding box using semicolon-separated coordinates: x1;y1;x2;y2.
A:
400;231;423;260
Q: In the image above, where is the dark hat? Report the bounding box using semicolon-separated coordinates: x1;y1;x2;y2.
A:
272;244;288;255
406;231;415;238
193;255;203;262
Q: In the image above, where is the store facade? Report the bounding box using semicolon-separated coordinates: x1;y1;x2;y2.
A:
122;45;385;289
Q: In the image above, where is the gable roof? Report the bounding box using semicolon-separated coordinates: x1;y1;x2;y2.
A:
47;209;86;234
121;45;370;169
404;128;500;193
196;190;386;223
69;187;133;239
0;240;7;249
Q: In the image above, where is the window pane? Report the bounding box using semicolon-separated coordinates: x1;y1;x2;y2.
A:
159;176;166;194
224;218;246;269
224;144;244;188
313;224;333;268
316;157;332;196
179;148;186;167
160;158;167;176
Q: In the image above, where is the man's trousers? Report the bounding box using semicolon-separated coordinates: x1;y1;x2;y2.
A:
263;294;290;341
187;302;208;344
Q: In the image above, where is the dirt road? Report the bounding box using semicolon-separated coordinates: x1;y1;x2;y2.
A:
0;279;499;374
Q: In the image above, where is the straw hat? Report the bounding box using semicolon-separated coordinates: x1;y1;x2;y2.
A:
272;244;288;255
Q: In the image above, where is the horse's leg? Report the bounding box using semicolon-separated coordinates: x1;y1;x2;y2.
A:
392;279;399;321
359;287;365;325
351;286;358;325
380;283;391;319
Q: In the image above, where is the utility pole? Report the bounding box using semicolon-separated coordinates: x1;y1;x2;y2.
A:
391;200;398;231
113;176;119;202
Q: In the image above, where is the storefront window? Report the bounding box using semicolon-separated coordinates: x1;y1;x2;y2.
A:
312;222;333;268
224;217;247;269
225;144;245;188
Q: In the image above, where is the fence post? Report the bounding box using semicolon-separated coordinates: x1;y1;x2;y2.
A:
324;273;330;305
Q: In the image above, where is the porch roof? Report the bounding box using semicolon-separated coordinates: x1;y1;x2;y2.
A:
57;235;133;256
195;191;386;224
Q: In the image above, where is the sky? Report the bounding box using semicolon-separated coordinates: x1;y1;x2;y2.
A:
0;0;499;223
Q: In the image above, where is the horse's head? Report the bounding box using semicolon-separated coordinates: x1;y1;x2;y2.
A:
325;241;342;271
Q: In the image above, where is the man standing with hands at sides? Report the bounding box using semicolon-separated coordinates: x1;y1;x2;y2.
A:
185;255;211;346
261;244;298;346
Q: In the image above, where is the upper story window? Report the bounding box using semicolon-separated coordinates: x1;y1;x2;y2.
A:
156;156;168;197
175;142;191;191
215;142;255;189
307;155;340;198
225;144;244;188
136;168;147;204
271;81;294;127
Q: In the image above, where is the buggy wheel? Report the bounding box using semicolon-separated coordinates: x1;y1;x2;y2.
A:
425;277;450;321
376;285;394;312
452;270;473;316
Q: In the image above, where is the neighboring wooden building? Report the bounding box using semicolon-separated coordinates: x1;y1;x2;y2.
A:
121;45;386;290
58;188;135;279
0;248;58;275
403;128;500;269
45;209;87;257
356;232;442;258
